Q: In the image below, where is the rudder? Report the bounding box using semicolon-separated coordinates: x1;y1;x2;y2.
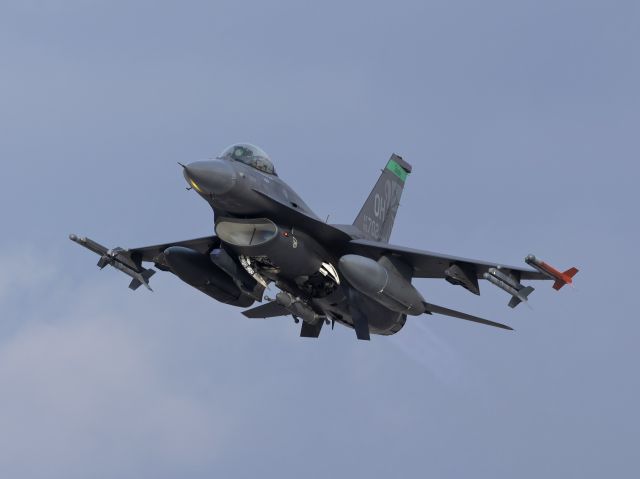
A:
353;154;412;243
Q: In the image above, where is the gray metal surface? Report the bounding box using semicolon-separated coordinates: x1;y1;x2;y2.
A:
347;239;548;280
71;144;576;340
352;154;410;243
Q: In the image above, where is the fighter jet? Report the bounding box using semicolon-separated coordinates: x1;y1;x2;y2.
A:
70;143;578;340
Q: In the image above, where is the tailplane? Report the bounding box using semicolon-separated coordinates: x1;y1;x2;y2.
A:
353;154;412;243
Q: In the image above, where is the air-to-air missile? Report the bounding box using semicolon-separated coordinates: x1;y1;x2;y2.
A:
69;234;156;291
525;255;579;290
483;267;535;309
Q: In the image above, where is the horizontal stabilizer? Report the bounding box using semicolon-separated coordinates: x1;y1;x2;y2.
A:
242;301;291;319
423;302;513;330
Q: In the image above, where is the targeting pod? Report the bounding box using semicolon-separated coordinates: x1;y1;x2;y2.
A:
483;268;534;309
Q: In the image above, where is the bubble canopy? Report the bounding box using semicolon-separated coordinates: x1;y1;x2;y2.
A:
218;143;276;175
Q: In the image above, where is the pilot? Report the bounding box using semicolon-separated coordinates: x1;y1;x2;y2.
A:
231;145;253;160
220;143;276;176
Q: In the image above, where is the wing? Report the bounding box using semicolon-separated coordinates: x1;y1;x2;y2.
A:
346;239;548;281
128;236;219;265
70;233;219;290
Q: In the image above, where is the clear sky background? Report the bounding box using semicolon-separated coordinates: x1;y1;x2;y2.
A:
0;1;638;477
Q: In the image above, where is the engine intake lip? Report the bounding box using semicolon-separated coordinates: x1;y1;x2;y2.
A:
215;218;278;248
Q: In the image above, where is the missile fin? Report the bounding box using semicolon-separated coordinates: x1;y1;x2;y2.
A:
97;256;110;269
553;267;579;290
507;296;521;309
507;286;535;308
565;267;579;278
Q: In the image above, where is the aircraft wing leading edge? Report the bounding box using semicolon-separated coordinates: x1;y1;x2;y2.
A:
346;239;549;281
128;236;219;263
70;234;221;290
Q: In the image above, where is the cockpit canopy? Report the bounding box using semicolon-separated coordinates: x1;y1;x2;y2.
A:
218;143;276;175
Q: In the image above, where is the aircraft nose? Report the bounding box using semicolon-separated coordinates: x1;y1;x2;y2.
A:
183;160;236;196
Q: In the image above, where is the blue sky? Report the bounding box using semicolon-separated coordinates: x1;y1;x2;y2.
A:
0;1;638;478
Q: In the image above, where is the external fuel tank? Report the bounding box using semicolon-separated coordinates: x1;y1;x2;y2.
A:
338;254;426;315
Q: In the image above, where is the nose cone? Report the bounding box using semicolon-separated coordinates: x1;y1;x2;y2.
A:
184;160;236;196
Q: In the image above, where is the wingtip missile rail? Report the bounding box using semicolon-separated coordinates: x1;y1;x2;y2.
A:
69;234;155;291
525;255;579;290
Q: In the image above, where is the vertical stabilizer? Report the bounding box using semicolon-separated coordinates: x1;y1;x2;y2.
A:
353;154;411;243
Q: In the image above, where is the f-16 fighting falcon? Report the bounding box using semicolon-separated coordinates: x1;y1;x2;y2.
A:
70;144;578;340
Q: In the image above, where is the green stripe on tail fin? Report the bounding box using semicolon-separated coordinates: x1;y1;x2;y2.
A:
353;154;412;243
386;157;409;182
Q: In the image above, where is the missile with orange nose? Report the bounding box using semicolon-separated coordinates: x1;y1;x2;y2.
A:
525;255;579;290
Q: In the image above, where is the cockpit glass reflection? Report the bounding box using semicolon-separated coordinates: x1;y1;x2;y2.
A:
218;143;276;175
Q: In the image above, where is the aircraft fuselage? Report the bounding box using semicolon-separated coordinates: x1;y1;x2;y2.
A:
183;158;406;336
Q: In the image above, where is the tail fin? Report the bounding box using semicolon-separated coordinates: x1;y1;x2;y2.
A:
508;285;535;308
553;267;579;290
353;154;412;243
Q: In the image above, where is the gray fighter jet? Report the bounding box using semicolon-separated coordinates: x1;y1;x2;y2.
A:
71;143;578;340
